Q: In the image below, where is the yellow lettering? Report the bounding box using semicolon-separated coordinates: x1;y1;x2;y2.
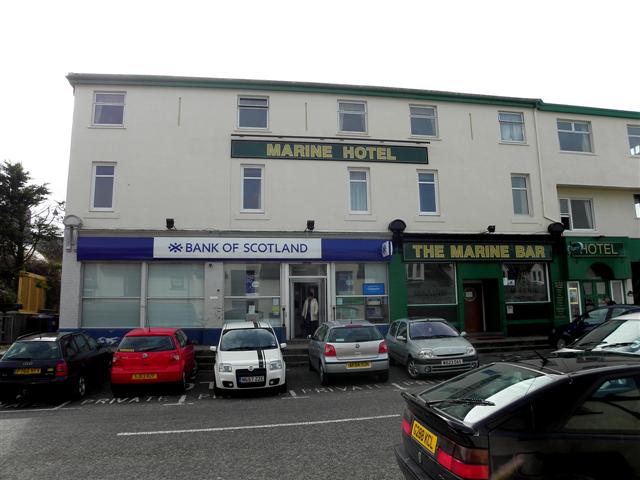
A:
535;245;545;258
525;245;535;258
435;245;445;258
464;245;476;258
475;246;486;258
322;145;332;158
266;144;282;157
515;245;525;258
412;245;423;259
343;146;355;159
488;245;500;258
501;245;509;258
293;144;305;157
310;145;322;158
377;147;386;160
387;148;397;160
366;147;376;159
281;144;293;157
450;245;464;258
355;147;367;159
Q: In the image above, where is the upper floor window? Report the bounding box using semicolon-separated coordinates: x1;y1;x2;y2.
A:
634;194;640;218
241;166;264;212
499;111;525;142
628;125;640;156
417;171;439;214
349;169;369;213
410;105;437;137
91;164;115;210
238;97;268;129
339;101;367;133
93;92;125;126
511;174;530;215
557;120;592;152
559;198;594;230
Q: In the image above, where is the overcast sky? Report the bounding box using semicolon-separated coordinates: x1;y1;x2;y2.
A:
1;0;638;203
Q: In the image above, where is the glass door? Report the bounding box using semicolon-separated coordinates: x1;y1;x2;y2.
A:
288;264;328;339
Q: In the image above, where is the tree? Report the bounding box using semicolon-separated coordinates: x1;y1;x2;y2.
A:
0;161;64;300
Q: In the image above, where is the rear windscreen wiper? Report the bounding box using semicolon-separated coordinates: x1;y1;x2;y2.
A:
426;398;495;407
597;342;638;349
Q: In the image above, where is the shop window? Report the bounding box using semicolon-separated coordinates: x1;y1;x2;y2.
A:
559;198;595;230
82;263;141;327
610;280;625;305
238;96;268;129
557;119;593;152
499;111;525;143
502;263;549;303
335;263;388;324
417;171;439;215
511;174;530;216
147;264;204;327
93;91;125;126
241;165;264;212
406;263;457;305
338;101;367;133
224;264;281;327
628;125;640;156
410;105;438;137
91;163;115;210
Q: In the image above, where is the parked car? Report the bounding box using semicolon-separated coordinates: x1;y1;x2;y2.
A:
0;331;112;402
211;321;287;395
564;311;640;355
549;304;640;349
386;318;478;378
110;328;196;395
395;353;640;480
308;320;389;385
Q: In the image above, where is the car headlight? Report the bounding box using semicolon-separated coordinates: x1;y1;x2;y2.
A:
218;363;232;373
269;360;283;371
418;349;434;359
466;346;476;356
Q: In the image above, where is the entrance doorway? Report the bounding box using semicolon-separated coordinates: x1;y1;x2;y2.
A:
463;282;484;333
290;280;326;338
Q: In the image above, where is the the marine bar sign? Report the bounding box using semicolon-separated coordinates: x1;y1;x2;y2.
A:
404;243;552;261
154;238;321;259
231;140;428;164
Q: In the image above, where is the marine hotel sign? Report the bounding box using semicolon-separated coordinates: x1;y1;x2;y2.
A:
231;140;428;164
404;242;552;261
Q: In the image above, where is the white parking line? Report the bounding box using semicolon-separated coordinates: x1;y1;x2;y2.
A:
0;401;80;413
117;413;401;436
391;383;407;390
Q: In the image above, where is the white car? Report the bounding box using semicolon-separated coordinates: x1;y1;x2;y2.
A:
211;321;287;395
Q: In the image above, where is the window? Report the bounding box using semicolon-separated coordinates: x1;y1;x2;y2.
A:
502;263;549;303
224;264;281;327
410;105;437;136
628;125;640;156
559;198;595;230
338;101;367;133
406;263;457;305
93;92;125;126
91;164;115;210
238;96;268;129
557;120;593;152
511;175;530;215
241;166;263;212
635;194;640;219
349;169;369;213
82;263;141;327
417;171;438;214
335;263;389;324
147;264;205;327
610;280;625;305
499;112;525;142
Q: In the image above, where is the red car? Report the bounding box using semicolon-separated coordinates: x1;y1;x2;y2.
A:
110;328;197;395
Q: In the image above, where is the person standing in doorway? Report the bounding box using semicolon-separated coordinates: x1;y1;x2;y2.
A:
302;290;319;336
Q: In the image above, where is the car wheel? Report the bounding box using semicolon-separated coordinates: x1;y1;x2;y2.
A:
378;371;389;382
319;364;331;386
278;381;288;395
407;358;420;379
73;375;87;400
389;355;396;366
175;371;187;393
556;337;567;349
111;384;124;398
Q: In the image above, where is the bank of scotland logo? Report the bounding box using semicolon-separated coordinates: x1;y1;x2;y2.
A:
168;243;183;253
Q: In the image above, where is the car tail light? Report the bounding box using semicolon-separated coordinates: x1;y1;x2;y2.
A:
55;361;68;377
401;417;412;436
324;344;336;357
378;341;388;354
435;438;489;480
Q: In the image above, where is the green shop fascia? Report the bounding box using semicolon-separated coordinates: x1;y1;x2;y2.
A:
387;234;564;336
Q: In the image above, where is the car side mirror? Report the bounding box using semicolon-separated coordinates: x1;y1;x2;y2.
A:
210;346;217;352
460;331;467;337
280;343;287;349
306;335;312;340
397;335;407;342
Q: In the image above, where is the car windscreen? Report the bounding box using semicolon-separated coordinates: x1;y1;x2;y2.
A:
410;321;458;339
586;319;640;355
118;335;175;352
2;341;61;361
220;328;278;351
327;326;383;343
418;363;557;424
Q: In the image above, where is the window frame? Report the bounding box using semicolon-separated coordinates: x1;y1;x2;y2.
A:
241;164;265;213
237;96;269;130
557;119;593;153
338;100;368;134
559;197;596;231
92;91;126;127
417;170;439;215
348;168;370;214
511;174;531;216
634;194;640;219
629;125;640;156
90;163;116;211
498;111;526;143
409;104;438;137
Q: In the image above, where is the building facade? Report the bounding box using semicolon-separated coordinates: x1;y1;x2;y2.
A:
60;74;640;343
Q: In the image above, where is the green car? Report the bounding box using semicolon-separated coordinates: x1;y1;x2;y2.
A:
386;318;478;378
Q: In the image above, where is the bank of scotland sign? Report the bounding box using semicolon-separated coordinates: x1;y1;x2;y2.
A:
153;237;322;259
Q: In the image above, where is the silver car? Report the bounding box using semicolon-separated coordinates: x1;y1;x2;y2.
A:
386;318;478;378
308;321;389;385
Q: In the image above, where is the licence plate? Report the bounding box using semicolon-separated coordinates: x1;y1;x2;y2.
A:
411;420;438;454
441;359;463;365
131;373;157;380
346;361;371;369
239;376;265;383
14;368;41;375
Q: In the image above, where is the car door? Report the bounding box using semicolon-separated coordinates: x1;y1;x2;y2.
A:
62;336;81;379
395;321;409;364
386;321;399;360
176;330;194;373
309;324;327;369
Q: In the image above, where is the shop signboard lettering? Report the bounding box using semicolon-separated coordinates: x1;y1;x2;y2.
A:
404;243;552;261
567;242;624;257
154;238;322;259
231;140;428;164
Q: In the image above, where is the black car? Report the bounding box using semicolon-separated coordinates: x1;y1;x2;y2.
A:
0;331;112;402
395;353;640;480
549;304;640;349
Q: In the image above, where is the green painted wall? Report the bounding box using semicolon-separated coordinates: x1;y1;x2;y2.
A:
389;253;408;321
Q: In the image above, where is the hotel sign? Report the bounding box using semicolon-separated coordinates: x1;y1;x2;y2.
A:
567;242;625;257
404;242;552;261
231;140;428;164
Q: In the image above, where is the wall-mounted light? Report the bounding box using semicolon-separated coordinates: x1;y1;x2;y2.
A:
166;218;175;230
486;225;496;233
547;222;565;237
306;220;315;232
62;215;83;251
